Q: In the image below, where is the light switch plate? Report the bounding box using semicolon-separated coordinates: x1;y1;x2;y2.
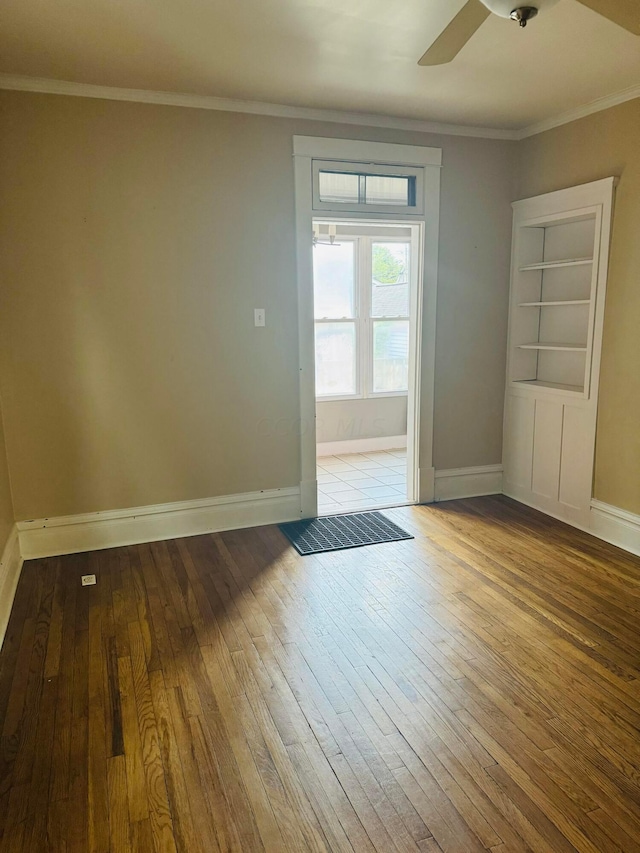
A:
254;308;265;327
81;574;97;586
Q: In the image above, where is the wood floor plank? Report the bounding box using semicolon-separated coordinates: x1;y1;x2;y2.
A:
230;649;331;852
24;674;58;850
107;755;131;853
1;496;640;851
88;585;110;853
164;686;221;853
0;615;37;813
148;670;202;853
187;714;246;852
12;561;56;787
127;620;177;853
49;567;78;804
0;562;38;765
67;628;89;853
116;654;149;825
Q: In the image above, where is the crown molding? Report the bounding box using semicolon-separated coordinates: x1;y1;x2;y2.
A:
2;72;638;143
0;73;519;140
517;83;640;139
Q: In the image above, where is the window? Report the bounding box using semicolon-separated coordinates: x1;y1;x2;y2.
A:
312;161;423;215
317;172;416;208
314;232;412;400
313;241;357;397
371;241;410;394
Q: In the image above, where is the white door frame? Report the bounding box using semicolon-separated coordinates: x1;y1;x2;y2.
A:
293;136;442;518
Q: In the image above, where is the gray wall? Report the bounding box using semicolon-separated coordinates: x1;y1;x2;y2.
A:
0;90;515;519
316;397;407;444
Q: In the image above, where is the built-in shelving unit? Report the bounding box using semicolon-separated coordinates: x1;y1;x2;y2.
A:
506;210;601;395
503;177;615;529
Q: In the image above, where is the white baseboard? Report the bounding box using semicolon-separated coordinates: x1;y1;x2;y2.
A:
590;499;640;557
317;434;407;457
17;487;301;560
0;527;24;651
434;465;503;502
503;483;591;531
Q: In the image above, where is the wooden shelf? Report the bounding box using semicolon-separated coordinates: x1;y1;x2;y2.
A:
519;258;593;271
518;300;590;307
513;379;584;394
517;342;587;352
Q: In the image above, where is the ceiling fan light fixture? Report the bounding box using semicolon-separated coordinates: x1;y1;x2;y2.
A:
510;6;538;26
480;0;559;19
418;0;639;69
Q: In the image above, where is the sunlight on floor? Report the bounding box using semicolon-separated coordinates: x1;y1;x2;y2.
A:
316;448;407;515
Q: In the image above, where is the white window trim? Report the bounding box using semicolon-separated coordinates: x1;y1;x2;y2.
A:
293;136;441;518
293;136;442;167
314;232;413;402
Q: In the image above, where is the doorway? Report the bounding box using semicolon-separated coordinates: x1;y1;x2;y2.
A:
292;135;442;520
313;221;422;514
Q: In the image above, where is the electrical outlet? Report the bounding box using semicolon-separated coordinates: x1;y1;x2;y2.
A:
254;308;266;327
81;574;97;586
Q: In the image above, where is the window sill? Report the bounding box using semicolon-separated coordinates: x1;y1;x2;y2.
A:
316;392;408;403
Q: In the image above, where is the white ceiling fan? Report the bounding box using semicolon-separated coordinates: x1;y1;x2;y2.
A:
418;0;640;65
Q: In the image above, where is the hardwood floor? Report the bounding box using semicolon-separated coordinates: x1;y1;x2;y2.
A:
1;495;640;852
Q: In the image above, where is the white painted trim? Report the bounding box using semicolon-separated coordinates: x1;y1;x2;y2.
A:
511;176;618;212
0;527;24;651
294;146;318;520
317;435;407;456
518;84;640;139
418;467;436;505
17;487;300;559
293;136;442;166
415;167;441;505
496;493;640;561
434;465;503;502
2;73;638;143
293;136;440;517
0;73;516;140
590;500;640;558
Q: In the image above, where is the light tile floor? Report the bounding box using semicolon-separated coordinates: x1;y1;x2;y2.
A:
316;448;407;515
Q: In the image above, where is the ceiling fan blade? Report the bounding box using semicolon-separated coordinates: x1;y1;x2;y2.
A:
576;0;640;35
418;0;491;66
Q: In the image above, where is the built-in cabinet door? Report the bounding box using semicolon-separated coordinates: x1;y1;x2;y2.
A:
503;391;594;526
559;404;593;512
503;395;534;491
531;399;563;500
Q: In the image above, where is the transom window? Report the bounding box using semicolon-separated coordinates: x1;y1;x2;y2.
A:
313;229;412;400
317;171;416;208
312;160;424;215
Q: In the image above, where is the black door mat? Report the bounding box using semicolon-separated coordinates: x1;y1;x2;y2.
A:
279;511;413;555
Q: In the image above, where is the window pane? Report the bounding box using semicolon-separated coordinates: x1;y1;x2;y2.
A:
371;242;410;318
365;175;412;206
313;241;355;319
318;171;359;204
315;322;357;396
373;320;409;393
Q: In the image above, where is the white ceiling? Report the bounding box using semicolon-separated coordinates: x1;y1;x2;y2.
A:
1;0;639;131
